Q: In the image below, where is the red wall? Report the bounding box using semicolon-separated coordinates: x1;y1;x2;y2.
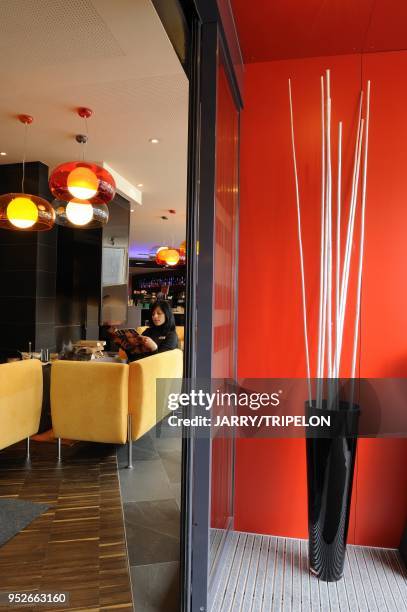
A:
236;52;407;546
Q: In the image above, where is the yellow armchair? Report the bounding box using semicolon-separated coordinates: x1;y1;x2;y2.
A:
128;349;183;438
127;348;183;467
50;350;183;467
51;361;129;457
0;359;43;457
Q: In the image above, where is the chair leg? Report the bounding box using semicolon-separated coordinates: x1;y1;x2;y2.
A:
57;437;62;462
127;415;133;469
25;437;30;462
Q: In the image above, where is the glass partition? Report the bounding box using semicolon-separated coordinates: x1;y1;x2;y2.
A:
211;60;239;534
207;51;240;608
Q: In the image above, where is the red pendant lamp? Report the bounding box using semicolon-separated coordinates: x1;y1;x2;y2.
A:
50;161;115;205
155;245;169;265
157;247;180;267
155;211;181;266
49;108;115;207
0;115;55;231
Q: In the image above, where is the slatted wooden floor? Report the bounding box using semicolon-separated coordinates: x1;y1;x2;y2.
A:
209;530;407;612
0;441;133;611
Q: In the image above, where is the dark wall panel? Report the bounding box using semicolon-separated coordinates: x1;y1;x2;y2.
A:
0;162;57;351
54;226;102;349
0;161;103;352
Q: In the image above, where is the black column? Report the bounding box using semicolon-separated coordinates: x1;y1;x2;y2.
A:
0;162;57;352
54;225;102;348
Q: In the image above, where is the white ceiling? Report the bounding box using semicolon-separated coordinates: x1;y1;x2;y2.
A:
0;0;188;257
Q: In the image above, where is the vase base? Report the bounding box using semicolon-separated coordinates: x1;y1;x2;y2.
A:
309;564;344;582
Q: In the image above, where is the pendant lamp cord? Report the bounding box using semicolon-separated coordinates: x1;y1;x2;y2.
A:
83;117;89;161
21;122;28;192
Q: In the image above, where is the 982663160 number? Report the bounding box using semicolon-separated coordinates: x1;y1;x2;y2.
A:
0;592;69;606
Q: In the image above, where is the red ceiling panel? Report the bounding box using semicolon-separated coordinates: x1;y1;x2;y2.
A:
231;0;407;63
364;1;407;53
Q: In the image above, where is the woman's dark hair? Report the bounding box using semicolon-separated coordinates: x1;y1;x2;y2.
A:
150;300;175;332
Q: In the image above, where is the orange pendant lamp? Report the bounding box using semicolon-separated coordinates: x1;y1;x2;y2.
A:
157;247;180;267
155;211;181;266
155;246;169;265
49;161;116;204
49;108;115;228
0;115;55;231
50;160;115;205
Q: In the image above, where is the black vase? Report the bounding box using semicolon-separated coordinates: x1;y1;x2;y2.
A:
306;399;360;581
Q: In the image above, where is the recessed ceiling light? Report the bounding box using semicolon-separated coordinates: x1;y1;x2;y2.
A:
137;183;143;188
149;138;160;144
0;152;7;156
130;209;135;213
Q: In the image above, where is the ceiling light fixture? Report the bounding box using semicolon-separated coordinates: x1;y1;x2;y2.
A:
155;212;181;267
52;199;109;228
137;183;143;188
158;247;180;267
0;115;55;231
0;152;7;156
49;108;115;210
66;201;94;226
49;108;114;228
149;138;160;144
50;158;115;205
155;245;169;265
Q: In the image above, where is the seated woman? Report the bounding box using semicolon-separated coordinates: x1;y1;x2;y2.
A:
118;301;178;362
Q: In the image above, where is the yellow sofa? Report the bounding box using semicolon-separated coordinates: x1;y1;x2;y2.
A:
136;326;184;350
50;349;183;466
0;359;43;456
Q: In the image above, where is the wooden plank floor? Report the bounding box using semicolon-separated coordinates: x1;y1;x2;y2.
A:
209;530;407;612
0;441;133;611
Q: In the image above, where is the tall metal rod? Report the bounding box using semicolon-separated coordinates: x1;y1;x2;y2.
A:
335;122;343;378
351;81;371;380
326;71;333;382
320;72;330;407
317;75;326;409
336;117;364;374
26;437;30;462
288;78;312;407
57;438;62;462
335;91;364;374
